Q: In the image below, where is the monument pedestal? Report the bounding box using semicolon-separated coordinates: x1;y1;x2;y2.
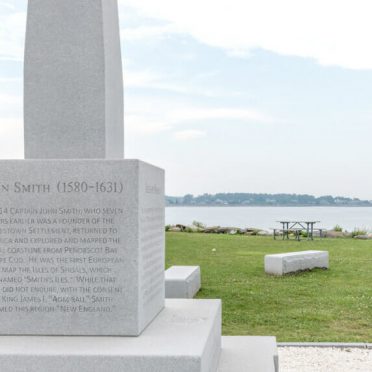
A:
218;336;278;372
0;299;221;372
0;159;164;336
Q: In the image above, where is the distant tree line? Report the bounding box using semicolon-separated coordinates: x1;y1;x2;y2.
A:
166;193;372;206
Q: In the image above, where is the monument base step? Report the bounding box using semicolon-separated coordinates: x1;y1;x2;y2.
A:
0;299;221;372
165;265;201;298
219;336;278;372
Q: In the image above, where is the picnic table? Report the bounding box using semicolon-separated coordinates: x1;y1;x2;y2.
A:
274;221;321;241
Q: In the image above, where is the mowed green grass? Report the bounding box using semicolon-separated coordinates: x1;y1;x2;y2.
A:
166;233;372;342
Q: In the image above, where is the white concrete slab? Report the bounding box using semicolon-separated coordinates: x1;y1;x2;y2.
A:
265;250;329;275
165;266;201;298
0;299;221;372
218;336;278;372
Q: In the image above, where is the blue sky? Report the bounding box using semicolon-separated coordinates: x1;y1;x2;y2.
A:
2;0;372;198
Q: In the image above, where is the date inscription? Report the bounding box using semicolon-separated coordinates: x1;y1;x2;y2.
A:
0;181;123;194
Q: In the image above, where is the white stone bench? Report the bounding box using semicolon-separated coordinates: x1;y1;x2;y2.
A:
265;250;329;275
165;266;201;298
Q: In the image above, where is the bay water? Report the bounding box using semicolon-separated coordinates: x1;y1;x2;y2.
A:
165;207;372;232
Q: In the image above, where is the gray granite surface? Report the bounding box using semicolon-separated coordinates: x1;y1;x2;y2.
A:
0;159;164;335
0;299;221;372
165;266;201;298
24;0;124;159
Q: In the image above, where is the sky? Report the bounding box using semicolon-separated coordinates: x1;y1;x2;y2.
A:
2;0;372;198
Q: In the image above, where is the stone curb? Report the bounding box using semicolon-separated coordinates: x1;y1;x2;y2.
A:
278;342;372;349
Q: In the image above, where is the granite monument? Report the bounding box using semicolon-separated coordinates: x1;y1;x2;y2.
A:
0;1;279;371
0;0;164;337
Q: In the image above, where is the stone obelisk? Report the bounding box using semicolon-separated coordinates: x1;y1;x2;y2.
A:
24;0;124;159
0;0;165;336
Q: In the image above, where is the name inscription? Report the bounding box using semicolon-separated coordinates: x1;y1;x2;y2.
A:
0;181;124;194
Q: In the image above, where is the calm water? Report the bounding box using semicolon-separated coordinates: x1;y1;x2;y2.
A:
165;207;372;231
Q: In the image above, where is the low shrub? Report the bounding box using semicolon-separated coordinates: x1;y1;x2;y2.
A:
192;220;206;229
351;228;367;238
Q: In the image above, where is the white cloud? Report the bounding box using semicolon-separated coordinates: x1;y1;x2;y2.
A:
0;117;23;158
120;0;372;70
125;93;271;136
125;114;171;134
125;69;161;88
0;11;26;61
168;107;271;123
0;77;21;83
2;1;372;69
124;68;223;97
173;129;206;140
0;2;16;11
121;24;177;41
0;94;22;117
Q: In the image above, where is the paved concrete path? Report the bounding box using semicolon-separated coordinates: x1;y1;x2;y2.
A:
278;346;372;372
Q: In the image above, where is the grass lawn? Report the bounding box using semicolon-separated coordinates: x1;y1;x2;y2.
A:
166;232;372;342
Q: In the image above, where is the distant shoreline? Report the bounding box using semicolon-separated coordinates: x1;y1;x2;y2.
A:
166;193;372;207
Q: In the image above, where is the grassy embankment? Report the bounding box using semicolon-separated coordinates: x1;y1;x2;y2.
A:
166;232;372;342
